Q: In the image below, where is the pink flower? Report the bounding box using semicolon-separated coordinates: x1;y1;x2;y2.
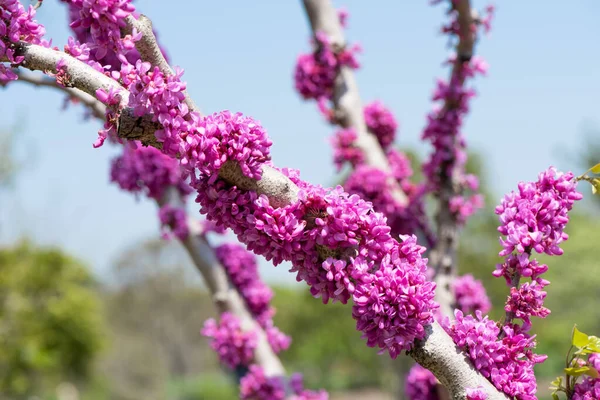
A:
363;100;398;150
405;364;438;400
201;312;257;369
452;274;492;315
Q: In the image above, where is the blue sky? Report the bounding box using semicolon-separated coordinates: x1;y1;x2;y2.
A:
1;0;599;284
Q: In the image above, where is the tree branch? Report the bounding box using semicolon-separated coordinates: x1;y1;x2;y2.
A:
157;187;286;377
409;321;508;399
431;0;477;319
301;0;408;208
10;70;106;120
6;39;508;400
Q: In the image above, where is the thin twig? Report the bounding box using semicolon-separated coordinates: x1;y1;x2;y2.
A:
11;70;106;119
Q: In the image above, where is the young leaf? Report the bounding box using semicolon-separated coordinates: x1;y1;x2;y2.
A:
590;163;600;174
550;375;563;390
552;393;560;400
573;326;590;348
565;366;594;377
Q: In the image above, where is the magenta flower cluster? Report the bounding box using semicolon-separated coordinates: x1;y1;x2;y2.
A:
445;310;546;400
195;162;437;356
363;100;398;150
452;274;491;315
0;0;47;82
201;312;258;370
110;143;191;200
158;204;189;240
421;56;487;225
62;0;135;60
214;243;291;353
240;366;328;400
405;364;438;400
446;167;582;399
331;128;363;171
465;387;488;400
494;168;582;330
294;29;360;120
573;354;600;400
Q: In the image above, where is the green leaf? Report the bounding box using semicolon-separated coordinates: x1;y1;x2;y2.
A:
590;163;600;174
565;366;594;377
552;393;560;400
573;326;589;347
550;375;563;390
572;326;600;354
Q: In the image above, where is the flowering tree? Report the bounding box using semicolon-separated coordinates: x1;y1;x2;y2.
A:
1;0;599;399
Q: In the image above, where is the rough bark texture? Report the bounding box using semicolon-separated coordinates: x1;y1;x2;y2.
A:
410;321;509;400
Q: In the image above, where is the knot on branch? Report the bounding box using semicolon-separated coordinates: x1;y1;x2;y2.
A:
117;107;163;149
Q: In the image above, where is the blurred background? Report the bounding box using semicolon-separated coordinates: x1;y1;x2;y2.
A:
1;0;599;399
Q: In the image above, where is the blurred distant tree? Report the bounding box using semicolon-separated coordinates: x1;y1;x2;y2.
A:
0;241;105;398
98;238;219;400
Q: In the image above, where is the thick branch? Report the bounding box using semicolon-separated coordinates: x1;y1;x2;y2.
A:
301;0;408;207
157;188;286;377
4;42;127;102
431;0;476;319
6;39;508;400
11;70;106;119
410;321;508;400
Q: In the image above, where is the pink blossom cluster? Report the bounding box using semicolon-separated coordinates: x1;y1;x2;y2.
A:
421;56;487;225
123;59;273;179
573;353;600;399
61;0;135;61
405;364;438;400
494;168;582;330
344;165;428;246
201;312;258;370
294;29;360;120
239;366;328;400
445;310;546;400
110;143;191;200
0;0;48;82
363;100;398;150
214;243;291;353
331;128;363;171
465;387;488;400
446;167;581;398
195;162;437;356
495;168;582;261
452;274;491;315
158;204;189;240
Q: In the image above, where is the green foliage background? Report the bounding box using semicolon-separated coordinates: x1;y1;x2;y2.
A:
0;241;105;398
